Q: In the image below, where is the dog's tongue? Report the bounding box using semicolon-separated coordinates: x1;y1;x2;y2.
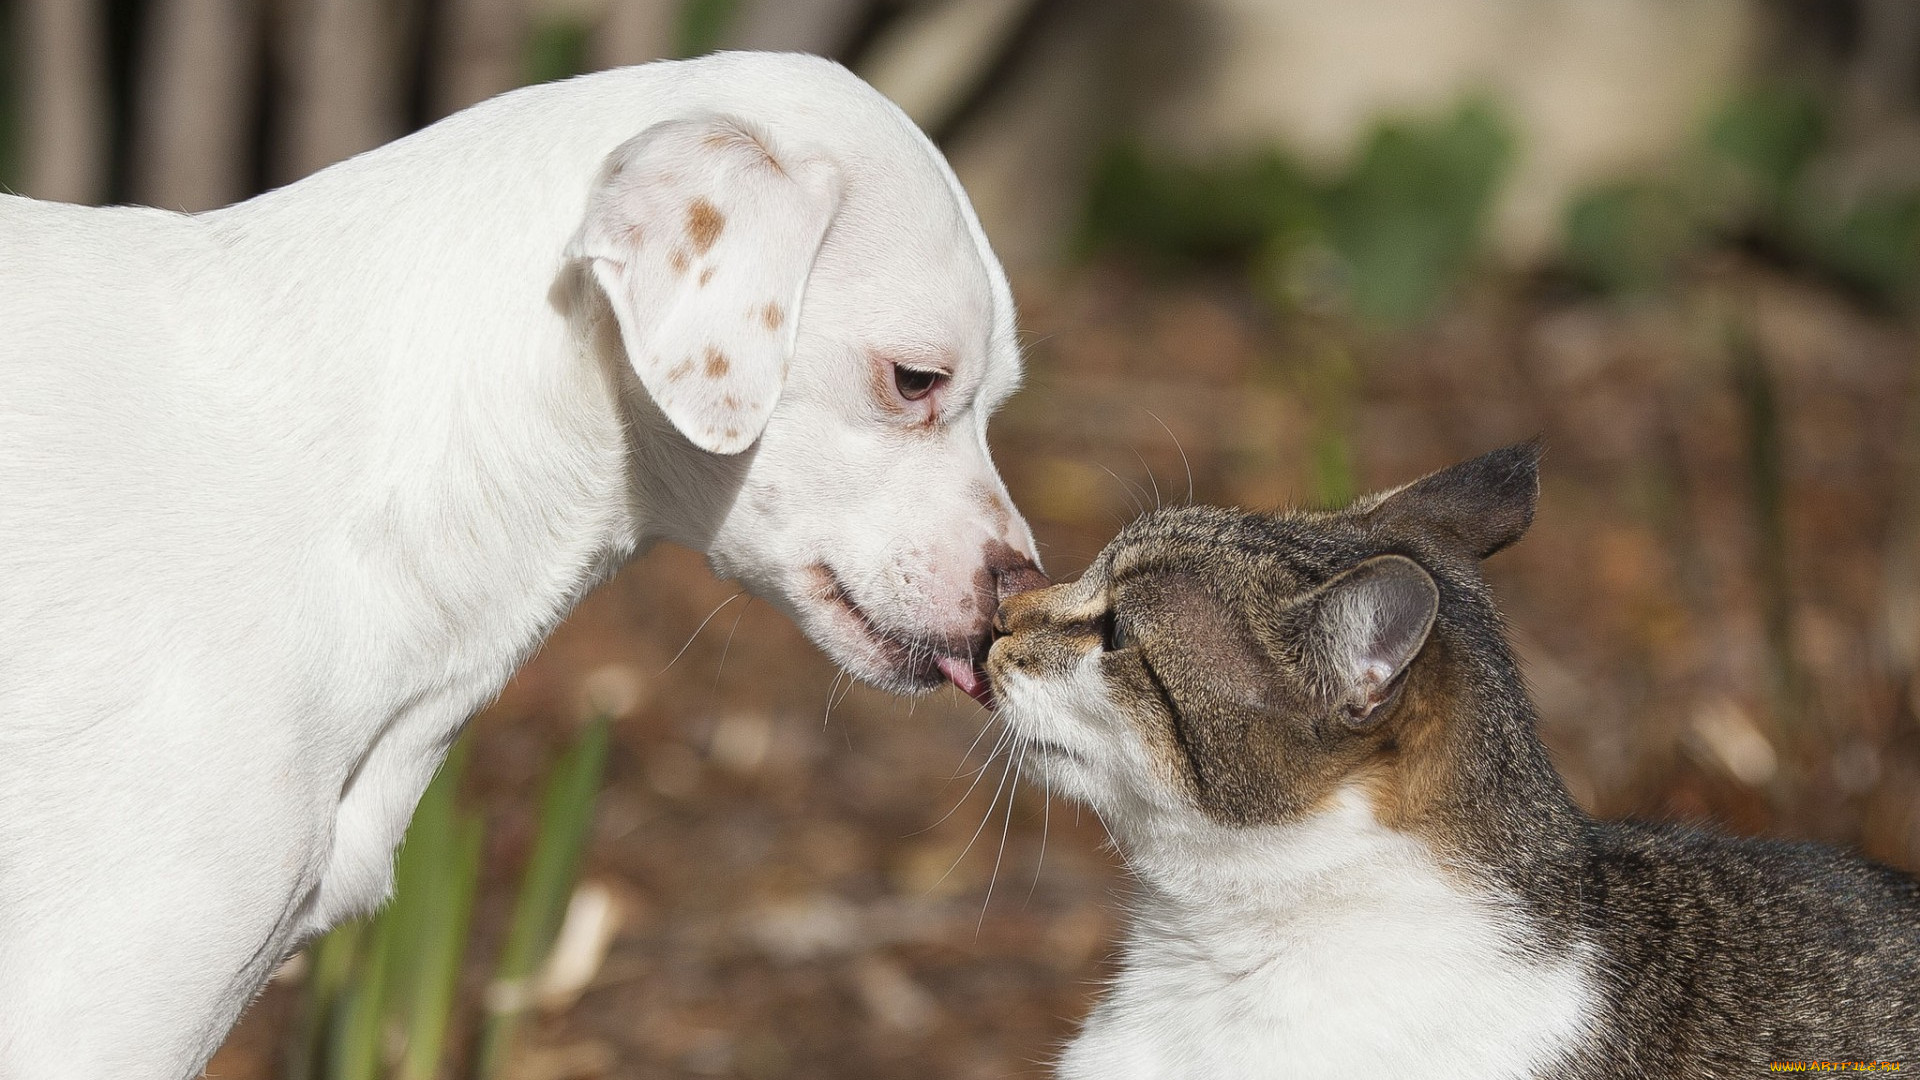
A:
936;655;993;708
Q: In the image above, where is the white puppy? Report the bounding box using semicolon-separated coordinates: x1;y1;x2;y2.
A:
0;52;1039;1079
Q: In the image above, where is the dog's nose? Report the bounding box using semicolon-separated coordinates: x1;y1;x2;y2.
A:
979;541;1047;638
992;559;1049;605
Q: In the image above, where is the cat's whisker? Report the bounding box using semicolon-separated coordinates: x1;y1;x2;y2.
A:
1024;757;1051;908
930;733;1019;900
1097;463;1149;518
913;725;1014;836
952;708;1008;777
1140;407;1194;506
1131;448;1162;511
660;591;744;675
977;740;1027;935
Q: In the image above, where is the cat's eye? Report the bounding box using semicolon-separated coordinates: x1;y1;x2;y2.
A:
893;364;945;402
1102;610;1134;652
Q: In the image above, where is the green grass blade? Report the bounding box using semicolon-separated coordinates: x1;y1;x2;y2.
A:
325;918;389;1080
474;716;612;1079
286;917;366;1080
397;813;484;1080
384;736;481;1080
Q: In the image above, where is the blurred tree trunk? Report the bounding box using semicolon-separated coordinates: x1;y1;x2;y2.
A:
281;0;407;181
21;0;110;203
941;0;1126;272
436;0;526;117
858;0;1034;135
133;0;258;210
727;0;869;56
592;0;673;68
1848;0;1920;121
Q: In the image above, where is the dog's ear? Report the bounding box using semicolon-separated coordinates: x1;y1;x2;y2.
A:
569;116;842;454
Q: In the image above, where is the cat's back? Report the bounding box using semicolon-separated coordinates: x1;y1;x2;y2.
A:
1572;819;1920;1072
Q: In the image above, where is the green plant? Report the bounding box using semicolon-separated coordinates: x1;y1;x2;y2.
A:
1081;98;1516;329
1705;84;1825;216
287;717;611;1080
1318;98;1513;326
678;0;742;58
1082;142;1318;268
1563;181;1700;295
474;715;612;1078
524;17;595;87
1564;83;1920;305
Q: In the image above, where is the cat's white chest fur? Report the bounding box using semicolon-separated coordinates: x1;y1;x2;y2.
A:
1064;789;1596;1079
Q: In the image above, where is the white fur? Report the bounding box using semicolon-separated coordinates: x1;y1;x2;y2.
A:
997;657;1596;1079
0;53;1034;1079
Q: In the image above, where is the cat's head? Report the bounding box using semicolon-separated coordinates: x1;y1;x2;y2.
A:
987;442;1542;839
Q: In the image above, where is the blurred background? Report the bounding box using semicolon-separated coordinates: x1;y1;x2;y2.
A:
7;0;1920;1076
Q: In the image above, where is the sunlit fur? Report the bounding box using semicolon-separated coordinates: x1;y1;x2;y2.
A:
0;53;1033;1079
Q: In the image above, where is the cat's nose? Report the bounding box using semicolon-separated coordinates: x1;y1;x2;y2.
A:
993;583;1055;636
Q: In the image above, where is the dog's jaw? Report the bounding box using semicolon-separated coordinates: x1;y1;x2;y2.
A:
795;560;1017;705
802;562;951;692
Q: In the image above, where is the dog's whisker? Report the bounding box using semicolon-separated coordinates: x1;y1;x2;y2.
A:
710;594;755;694
830;669;857;713
662;592;745;675
822;669;848;727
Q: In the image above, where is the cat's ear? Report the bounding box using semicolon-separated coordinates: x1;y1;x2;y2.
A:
1364;440;1541;559
1292;555;1438;727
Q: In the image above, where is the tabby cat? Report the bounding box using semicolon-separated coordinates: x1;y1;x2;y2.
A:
987;442;1920;1078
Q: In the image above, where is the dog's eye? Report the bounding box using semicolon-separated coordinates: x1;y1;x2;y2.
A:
1102;610;1133;652
894;365;944;402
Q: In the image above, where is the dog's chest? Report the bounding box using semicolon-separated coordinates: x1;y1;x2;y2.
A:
1063;831;1596;1078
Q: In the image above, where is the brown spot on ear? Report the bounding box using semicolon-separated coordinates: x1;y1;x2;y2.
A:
704;347;731;379
699;267;715;287
665;359;694;383
624;224;645;246
724;428;741;442
686;198;725;254
760;302;785;330
669;248;689;275
722;393;742;411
